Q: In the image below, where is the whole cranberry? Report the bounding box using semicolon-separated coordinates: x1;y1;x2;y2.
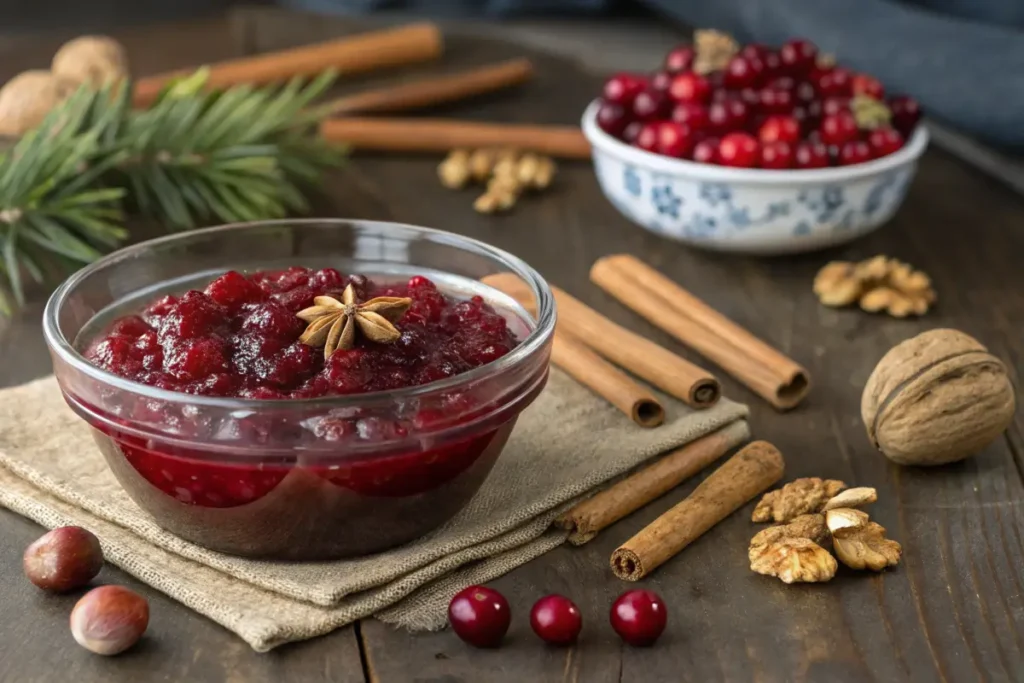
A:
632;89;671;120
819;111;858;145
23;527;103;592
603;72;646;106
851;73;885;99
656;121;695;158
760;50;783;79
595;101;631;138
822;96;851;117
448;585;511;648
779;38;818;76
530;595;582;645
723;55;761;89
740;43;770;61
738;86;761;108
794;81;817;104
758;115;801;144
718;132;759;168
868;127;904;158
205;271;264;310
759;140;795;169
610;589;667;647
758;87;794;115
814;66;853;97
691;137;720;164
70;586;149;656
670;101;709;132
634;122;660;152
769;76;797;92
794;140;831;169
668;72;711;104
622;120;644;144
888;95;922;136
650;70;673;92
664;45;695;73
707;98;749;133
791;105;819;133
839;139;873;165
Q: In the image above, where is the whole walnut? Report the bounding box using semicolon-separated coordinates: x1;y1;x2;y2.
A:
862;329;1016;466
52;36;129;87
0;70;77;137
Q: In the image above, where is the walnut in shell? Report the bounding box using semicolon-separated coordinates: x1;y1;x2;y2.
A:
752;478;847;523
832;521;902;570
862;329;1016;466
0;70;78;137
750;537;837;584
52;36;129;87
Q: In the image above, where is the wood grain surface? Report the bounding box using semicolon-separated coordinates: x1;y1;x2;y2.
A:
0;7;1021;682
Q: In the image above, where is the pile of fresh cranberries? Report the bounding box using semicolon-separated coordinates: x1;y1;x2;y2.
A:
595;37;922;169
447;585;667;648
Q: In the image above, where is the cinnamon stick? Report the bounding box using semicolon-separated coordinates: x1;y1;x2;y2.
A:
591;255;811;410
327;59;533;116
483;273;719;409
133;23;444;107
321;118;591;159
556;422;748;544
611;441;785;581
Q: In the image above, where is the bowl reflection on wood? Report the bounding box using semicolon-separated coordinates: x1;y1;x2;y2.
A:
581;100;928;255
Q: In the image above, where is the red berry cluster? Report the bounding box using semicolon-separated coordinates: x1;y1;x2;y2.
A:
595;38;922;169
447;585;667;648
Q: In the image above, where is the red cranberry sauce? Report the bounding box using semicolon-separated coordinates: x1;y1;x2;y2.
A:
85;268;520;399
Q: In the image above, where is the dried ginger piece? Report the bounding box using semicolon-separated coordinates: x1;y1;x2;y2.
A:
822;487;877;511
749;513;829;565
750;537;838;584
832;521;902;570
752;478;847;523
813;255;936;318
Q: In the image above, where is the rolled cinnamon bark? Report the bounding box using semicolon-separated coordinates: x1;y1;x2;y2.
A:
610;440;785;581
590;255;811;410
556;422;748;544
133;23;444;107
327;59;533;116
321;118;591;159
482;273;720;409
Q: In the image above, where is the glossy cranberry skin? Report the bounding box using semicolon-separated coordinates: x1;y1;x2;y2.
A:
839;139;873;166
868;127;904;158
632;89;671;121
595;101;631;138
758;87;794;115
888;95;922;136
691;137;720;164
814;66;853;97
779;38;818;76
759;140;794;169
707;98;749;134
664;45;695;73
656;122;694;158
718;132;759;168
758;115;800;144
634;122;660;153
822;96;851;117
603;72;647;106
530;595;582;645
650;70;673;92
610;590;667;647
622;120;644;144
851;73;885;99
723;55;761;89
670;101;709;132
448;585;511;648
794;81;817;104
760;50;783;79
794;140;830;169
668;72;711;104
820;111;859;146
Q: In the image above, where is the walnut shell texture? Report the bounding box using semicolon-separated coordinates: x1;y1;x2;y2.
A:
862;329;1016;466
52;35;129;87
0;70;77;137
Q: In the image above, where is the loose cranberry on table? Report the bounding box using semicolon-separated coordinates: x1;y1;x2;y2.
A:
530;594;583;645
718;132;760;168
448;585;511;648
23;526;104;592
610;589;668;646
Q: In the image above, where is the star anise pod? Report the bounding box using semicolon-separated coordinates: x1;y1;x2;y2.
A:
296;284;412;358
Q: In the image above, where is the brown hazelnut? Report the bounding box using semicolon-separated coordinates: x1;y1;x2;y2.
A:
70;586;149;656
51;35;129;87
0;70;78;137
23;526;103;592
862;329;1016;466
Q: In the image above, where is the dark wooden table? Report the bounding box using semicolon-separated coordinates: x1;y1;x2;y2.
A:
1;7;1022;683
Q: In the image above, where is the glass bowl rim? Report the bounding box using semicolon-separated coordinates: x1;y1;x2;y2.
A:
43;217;556;410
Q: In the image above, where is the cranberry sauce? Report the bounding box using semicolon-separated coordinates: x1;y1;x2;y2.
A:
84;267;518;399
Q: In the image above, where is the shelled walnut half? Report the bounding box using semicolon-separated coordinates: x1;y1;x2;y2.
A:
813;255;936;318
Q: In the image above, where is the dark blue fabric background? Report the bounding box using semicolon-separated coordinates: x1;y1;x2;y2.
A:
286;0;1024;149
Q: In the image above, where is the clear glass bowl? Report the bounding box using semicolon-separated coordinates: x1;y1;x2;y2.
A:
43;219;555;560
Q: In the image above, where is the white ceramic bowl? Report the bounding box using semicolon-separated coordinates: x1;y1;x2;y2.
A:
581;100;929;255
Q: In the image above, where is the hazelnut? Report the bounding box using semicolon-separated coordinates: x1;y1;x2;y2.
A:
862;329;1016;466
0;70;78;137
23;526;103;592
51;35;129;87
70;586;149;656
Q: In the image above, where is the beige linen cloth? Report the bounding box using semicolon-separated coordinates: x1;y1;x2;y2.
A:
0;370;748;651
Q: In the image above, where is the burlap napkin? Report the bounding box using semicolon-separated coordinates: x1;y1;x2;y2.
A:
0;370;748;651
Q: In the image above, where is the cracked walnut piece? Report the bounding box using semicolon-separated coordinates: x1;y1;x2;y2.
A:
813;256;936;318
749;514;830;565
752;478;847;523
750;537;838;584
832;521;902;570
